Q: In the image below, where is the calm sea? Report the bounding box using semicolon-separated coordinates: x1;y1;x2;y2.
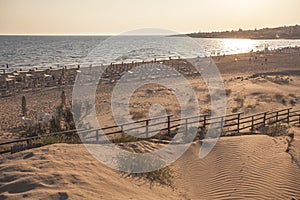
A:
1;36;300;71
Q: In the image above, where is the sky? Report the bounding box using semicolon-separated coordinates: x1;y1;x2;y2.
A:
0;0;299;35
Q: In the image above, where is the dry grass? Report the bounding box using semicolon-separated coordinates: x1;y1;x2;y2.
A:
234;96;245;107
266;76;291;85
117;150;174;187
131;111;146;120
260;123;290;137
110;132;139;143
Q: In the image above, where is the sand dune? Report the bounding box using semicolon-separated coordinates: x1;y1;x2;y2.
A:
0;144;180;200
1;133;300;199
173;135;300;199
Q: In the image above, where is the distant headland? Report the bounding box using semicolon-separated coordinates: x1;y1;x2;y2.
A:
180;25;300;39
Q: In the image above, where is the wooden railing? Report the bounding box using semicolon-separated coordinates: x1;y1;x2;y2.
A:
0;107;299;154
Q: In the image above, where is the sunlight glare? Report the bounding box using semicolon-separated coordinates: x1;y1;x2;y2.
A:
221;39;259;54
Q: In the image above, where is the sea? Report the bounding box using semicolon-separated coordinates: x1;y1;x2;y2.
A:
1;36;300;72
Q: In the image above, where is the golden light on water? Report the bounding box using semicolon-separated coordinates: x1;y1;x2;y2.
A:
221;39;259;54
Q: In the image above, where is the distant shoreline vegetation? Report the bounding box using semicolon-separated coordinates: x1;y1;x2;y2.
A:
174;25;300;40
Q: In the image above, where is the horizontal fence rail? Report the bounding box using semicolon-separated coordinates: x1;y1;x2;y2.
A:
0;107;299;154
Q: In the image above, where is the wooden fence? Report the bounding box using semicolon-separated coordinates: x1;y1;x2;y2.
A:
0;107;299;154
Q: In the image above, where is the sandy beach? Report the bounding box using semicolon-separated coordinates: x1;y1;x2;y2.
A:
0;49;300;199
1;49;299;139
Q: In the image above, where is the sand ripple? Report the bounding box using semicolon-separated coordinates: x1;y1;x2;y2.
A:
173;135;300;199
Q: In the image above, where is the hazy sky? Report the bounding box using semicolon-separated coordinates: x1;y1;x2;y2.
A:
0;0;299;35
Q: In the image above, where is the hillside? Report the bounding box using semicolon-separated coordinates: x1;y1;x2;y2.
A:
186;25;300;39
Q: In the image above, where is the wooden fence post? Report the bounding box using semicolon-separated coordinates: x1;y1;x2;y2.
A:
251;116;254;132
276;111;279;123
146;120;149;138
203;115;207;129
185;119;188;134
263;112;267;126
287;109;290;124
96;130;99;143
237;114;241;133
221;116;224;136
167;115;171;134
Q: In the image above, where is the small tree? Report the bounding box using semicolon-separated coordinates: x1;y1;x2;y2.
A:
21;95;27;117
61;90;66;108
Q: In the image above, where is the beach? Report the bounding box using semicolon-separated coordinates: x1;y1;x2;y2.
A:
1;49;299;139
0;49;300;199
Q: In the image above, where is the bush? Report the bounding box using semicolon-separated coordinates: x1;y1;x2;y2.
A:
24;106;76;137
110;132;139;143
290;99;297;106
225;89;232;96
234;96;245;108
261;123;290;137
232;107;239;113
34;132;81;145
117;152;174;187
35;135;65;145
183;127;207;142
197;127;207;140
22;90;79;144
131;111;146;120
142;167;173;187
